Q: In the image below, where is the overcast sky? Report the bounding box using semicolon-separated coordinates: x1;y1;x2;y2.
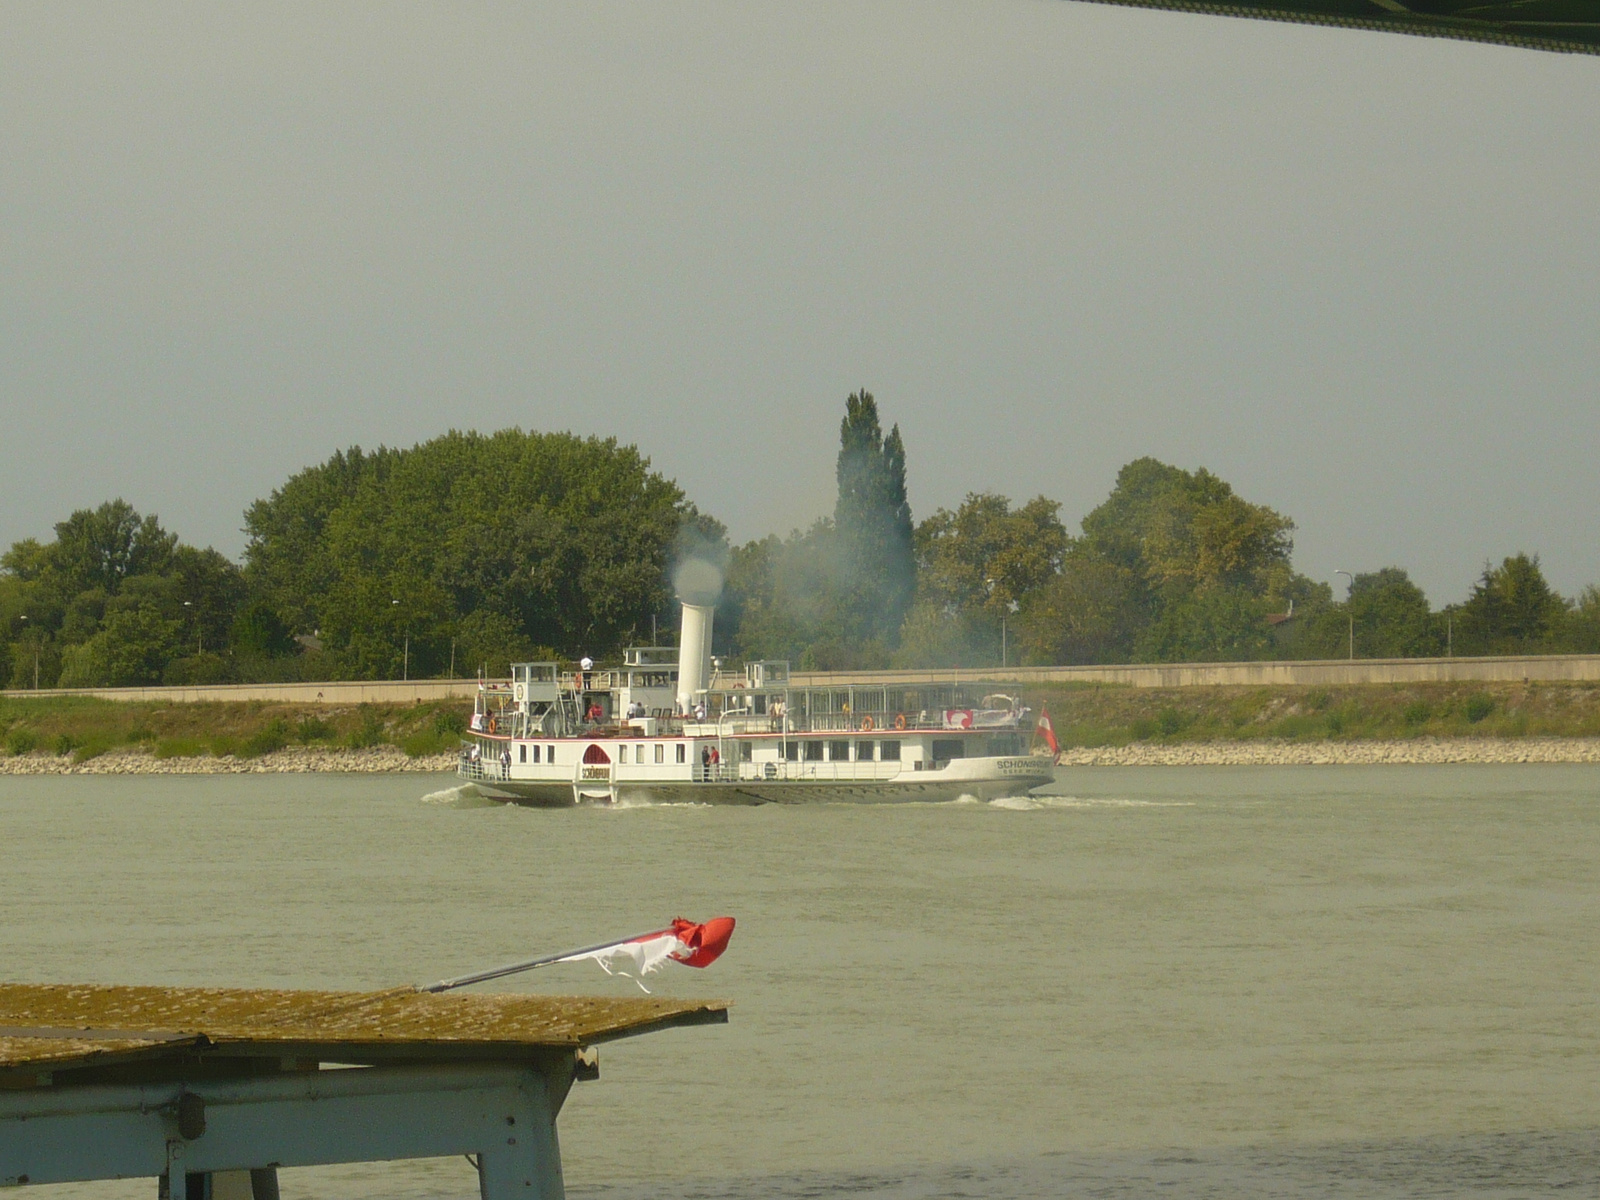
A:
3;3;1596;605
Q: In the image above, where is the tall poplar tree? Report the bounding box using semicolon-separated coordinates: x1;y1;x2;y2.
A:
834;390;915;645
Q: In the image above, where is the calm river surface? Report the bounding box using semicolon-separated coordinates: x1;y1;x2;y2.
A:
4;766;1598;1199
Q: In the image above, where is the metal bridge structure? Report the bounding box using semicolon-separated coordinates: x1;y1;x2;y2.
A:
1069;0;1600;54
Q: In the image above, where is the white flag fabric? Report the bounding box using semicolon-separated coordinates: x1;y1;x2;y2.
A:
550;917;736;992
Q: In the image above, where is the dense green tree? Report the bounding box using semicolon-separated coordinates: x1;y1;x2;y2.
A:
1457;553;1570;654
1565;586;1600;653
170;546;249;656
1346;567;1439;658
243;429;697;675
834;391;915;645
723;393;913;669
231;599;297;659
57;603;183;687
1080;458;1295;595
892;492;1069;667
1016;555;1143;665
0;502;203;687
914;493;1069;616
1134;585;1277;663
1015;458;1305;665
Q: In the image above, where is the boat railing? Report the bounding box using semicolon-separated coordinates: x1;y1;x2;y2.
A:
457;748;513;782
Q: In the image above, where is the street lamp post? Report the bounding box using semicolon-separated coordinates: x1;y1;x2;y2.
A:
19;614;38;690
392;599;408;681
984;578;1017;670
1335;570;1354;660
183;601;202;654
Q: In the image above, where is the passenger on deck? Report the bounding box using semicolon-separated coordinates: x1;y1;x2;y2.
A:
586;700;603;723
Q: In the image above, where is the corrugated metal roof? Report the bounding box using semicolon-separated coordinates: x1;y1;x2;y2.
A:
1068;0;1600;54
0;984;728;1073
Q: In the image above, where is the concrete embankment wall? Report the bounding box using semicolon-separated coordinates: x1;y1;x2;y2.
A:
791;654;1600;689
0;680;478;704
5;655;1600;705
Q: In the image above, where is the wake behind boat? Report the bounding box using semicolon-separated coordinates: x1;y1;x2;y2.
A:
458;594;1054;806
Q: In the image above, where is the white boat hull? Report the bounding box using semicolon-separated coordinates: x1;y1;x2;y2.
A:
466;754;1057;807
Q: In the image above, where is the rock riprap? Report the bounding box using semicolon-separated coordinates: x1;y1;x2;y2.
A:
0;747;458;774
1055;737;1600;766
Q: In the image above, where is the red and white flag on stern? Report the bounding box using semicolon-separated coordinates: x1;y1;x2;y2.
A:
1035;707;1060;758
553;916;736;989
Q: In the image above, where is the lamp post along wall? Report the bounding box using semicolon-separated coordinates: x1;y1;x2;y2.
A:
1335;570;1354;660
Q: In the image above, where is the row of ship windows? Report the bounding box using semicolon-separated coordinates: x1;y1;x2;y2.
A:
512;739;914;765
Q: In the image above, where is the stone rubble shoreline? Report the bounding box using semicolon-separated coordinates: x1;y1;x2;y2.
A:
1056;737;1600;766
0;747;459;775
3;739;1599;775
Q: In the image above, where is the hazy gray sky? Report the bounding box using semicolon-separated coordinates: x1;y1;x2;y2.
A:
3;3;1596;605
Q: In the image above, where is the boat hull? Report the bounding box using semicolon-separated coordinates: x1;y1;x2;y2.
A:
464;756;1057;807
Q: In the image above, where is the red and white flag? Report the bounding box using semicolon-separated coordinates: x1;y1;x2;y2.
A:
554;916;736;990
1035;707;1060;758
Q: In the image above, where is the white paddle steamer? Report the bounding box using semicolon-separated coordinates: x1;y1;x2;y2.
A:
458;595;1054;806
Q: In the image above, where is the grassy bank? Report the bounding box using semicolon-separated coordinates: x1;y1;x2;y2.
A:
5;681;1600;766
1020;680;1600;747
0;695;468;764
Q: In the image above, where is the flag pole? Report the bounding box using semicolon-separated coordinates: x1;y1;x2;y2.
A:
420;928;666;994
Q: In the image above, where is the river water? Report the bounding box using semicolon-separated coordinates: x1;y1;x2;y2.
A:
3;766;1598;1199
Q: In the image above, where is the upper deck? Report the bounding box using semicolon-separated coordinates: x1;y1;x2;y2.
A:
475;653;1030;742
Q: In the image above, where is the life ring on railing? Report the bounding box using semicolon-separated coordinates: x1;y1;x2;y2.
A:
573;672;584;691
487;715;498;735
860;715;875;732
894;713;907;731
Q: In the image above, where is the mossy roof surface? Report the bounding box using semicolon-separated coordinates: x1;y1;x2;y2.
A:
0;983;728;1072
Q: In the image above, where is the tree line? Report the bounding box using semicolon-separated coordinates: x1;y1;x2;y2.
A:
2;398;1598;688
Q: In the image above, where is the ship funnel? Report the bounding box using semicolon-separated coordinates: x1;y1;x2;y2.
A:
676;601;714;715
672;557;723;716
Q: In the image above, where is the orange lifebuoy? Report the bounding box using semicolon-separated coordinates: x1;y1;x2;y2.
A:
573;672;584;691
894;713;907;731
487;715;498;734
860;715;875;732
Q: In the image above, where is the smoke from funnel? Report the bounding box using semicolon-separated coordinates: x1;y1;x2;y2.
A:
674;557;724;607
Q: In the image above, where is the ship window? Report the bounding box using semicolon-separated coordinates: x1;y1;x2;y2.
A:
985;734;1022;756
548;745;556;762
618;744;628;764
636;743;645;761
803;741;824;762
753;694;767;714
785;741;799;761
857;740;875;761
654;744;664;764
829;740;850;762
739;741;753;761
676;743;686;764
880;740;900;761
519;745;526;764
932;738;965;762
